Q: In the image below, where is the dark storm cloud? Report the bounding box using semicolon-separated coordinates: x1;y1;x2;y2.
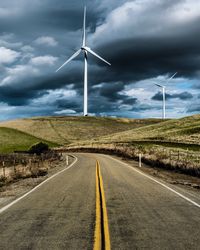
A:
0;9;100;37
99;82;137;105
152;91;193;101
189;94;200;113
90;1;200;82
95;31;200;84
0;0;106;36
0;61;110;107
0;84;48;106
0;62;83;106
99;82;124;101
193;82;200;89
55;98;81;112
131;104;152;112
187;105;200;113
122;97;137;105
88;94;120;114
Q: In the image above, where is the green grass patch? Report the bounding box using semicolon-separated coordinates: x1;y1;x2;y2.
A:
0;127;58;153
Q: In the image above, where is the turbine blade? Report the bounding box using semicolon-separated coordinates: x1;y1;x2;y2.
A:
82;6;86;46
155;83;163;88
168;72;177;81
85;47;111;66
56;49;81;72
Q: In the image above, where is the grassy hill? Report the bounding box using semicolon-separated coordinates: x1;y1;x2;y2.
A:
0;116;163;145
0;127;57;153
1;114;200;154
83;114;200;146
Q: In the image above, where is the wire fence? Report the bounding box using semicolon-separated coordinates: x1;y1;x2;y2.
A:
62;143;200;177
0;151;63;182
146;146;200;166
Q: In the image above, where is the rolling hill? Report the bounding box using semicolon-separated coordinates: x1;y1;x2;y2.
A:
0;127;57;153
1;114;200;153
83;114;200;146
0;116;163;145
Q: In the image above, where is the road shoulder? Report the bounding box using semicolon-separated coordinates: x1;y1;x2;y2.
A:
0;154;75;209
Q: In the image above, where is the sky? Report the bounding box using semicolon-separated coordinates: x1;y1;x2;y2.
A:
0;0;200;120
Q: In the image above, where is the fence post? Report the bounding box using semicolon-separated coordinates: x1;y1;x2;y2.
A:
29;159;32;171
186;148;189;166
2;161;5;177
139;153;142;168
13;159;16;174
66;155;69;166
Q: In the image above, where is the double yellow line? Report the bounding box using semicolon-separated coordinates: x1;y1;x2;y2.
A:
93;160;111;250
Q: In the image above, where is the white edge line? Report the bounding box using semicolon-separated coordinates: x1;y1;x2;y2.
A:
106;155;200;209
0;155;78;214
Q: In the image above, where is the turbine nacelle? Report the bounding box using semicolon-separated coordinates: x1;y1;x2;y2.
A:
81;46;111;65
81;46;89;51
154;83;165;89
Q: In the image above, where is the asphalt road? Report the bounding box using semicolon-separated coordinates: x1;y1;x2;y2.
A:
0;153;200;249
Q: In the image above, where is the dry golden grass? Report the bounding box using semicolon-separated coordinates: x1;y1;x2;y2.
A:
65;142;200;177
0;116;163;145
1;114;200;154
78;114;200;146
0;119;64;144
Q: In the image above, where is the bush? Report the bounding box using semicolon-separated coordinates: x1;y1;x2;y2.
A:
30;168;48;178
28;142;49;155
0;175;7;187
37;168;48;176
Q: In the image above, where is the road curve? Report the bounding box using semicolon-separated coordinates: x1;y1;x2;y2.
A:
0;153;200;249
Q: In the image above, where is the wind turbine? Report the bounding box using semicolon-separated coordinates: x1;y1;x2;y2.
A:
154;72;177;119
56;7;111;116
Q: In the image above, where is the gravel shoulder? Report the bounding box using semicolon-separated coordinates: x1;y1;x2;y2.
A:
0;154;74;209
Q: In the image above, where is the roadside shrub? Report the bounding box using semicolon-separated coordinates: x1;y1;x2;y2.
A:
30;168;48;178
11;166;32;180
28;142;49;155
37;168;48;176
0;175;7;187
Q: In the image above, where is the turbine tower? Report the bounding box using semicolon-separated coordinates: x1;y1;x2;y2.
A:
154;72;177;119
56;7;111;116
154;83;166;120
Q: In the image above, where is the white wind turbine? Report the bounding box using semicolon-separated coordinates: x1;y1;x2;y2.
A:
154;72;177;119
56;6;111;116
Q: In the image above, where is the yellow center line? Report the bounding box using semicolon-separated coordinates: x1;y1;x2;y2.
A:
94;161;102;250
93;160;111;250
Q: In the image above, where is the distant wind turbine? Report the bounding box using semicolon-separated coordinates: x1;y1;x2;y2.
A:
56;7;111;116
154;72;177;119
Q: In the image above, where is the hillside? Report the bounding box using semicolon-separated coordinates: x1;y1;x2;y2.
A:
0;115;200;153
85;114;200;145
0;127;57;153
0;116;163;145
